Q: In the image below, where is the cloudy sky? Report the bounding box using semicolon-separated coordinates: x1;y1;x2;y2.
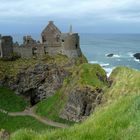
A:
0;0;140;34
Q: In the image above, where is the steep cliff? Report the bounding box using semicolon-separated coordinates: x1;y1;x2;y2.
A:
11;67;140;140
0;54;87;106
35;63;108;122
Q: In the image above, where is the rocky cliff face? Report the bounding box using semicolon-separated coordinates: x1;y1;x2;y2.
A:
0;55;109;122
59;63;108;122
61;87;103;122
1;63;70;105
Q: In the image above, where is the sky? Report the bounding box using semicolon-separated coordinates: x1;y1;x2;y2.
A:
0;0;140;34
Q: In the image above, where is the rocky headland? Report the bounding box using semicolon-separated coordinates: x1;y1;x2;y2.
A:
0;54;109;122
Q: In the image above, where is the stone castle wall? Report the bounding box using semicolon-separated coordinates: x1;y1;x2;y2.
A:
61;33;82;58
0;36;13;58
0;21;82;59
62;33;80;50
36;44;45;57
45;46;62;55
13;46;33;58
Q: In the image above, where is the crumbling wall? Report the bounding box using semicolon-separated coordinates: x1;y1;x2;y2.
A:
45;46;62;55
0;36;13;58
13;46;21;56
20;46;33;58
36;44;45;57
61;33;82;58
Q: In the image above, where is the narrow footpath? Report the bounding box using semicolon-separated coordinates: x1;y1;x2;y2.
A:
0;108;69;129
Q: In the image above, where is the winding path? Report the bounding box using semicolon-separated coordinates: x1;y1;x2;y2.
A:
0;108;69;129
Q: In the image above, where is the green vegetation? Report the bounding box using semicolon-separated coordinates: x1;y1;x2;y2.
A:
0;112;53;133
63;63;108;92
0;58;38;80
35;63;107;125
75;63;107;87
11;67;140;140
0;87;28;112
35;91;73;124
0;54;87;81
0;87;54;132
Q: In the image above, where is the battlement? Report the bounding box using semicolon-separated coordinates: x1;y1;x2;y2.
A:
23;36;36;45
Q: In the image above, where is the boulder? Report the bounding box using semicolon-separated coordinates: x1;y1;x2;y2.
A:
106;53;114;57
133;53;140;60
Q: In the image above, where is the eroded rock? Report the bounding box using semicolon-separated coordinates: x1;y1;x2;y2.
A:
1;63;70;105
60;86;103;122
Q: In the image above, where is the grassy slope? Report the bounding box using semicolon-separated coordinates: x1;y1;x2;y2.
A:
35;63;107;124
11;67;140;140
0;87;54;132
0;54;87;133
35;91;71;124
0;87;28;112
0;112;53;133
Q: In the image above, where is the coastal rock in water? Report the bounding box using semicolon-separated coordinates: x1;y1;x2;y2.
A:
133;53;140;60
60;87;103;122
106;53;114;57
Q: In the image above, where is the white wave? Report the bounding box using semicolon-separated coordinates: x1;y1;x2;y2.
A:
113;54;121;58
89;61;99;64
100;63;110;67
104;67;115;77
134;58;140;63
89;60;114;77
89;61;109;67
127;52;134;58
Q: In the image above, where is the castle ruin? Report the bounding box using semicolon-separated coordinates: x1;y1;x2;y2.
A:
0;21;82;59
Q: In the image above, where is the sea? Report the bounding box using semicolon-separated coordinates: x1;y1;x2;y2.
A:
13;34;140;76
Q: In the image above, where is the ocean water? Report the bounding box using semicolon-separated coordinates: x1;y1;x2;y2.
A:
80;34;140;76
13;34;140;76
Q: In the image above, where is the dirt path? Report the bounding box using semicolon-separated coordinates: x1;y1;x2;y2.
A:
0;108;69;129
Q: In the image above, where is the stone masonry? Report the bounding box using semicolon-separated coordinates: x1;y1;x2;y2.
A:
0;21;82;59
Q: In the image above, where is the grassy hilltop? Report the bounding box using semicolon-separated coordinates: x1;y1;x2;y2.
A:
10;67;140;140
0;55;140;140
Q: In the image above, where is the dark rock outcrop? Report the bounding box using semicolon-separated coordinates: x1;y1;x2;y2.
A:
60;87;103;122
106;53;114;57
133;53;140;60
1;63;70;105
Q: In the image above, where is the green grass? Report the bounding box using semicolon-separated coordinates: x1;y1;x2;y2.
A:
11;67;140;140
35;64;107;125
78;63;107;87
0;87;29;112
0;112;53;133
0;54;67;81
0;58;38;81
35;91;74;125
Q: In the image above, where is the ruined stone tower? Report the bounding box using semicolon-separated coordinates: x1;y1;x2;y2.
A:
0;21;82;59
41;21;61;46
0;35;13;58
41;21;82;58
